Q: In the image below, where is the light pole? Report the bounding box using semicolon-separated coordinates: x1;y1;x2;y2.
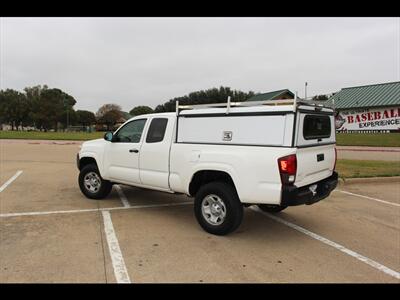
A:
305;82;308;100
63;98;69;131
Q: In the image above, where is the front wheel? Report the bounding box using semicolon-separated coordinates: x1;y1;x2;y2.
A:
78;163;112;199
194;182;243;236
257;204;287;213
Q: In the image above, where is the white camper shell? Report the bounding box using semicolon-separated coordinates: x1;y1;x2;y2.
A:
174;97;337;190
176;99;335;148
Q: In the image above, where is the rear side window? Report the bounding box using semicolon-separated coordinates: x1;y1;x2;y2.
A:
146;118;168;143
303;115;331;140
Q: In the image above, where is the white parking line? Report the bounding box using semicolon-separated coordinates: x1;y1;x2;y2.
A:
0;207;108;217
252;206;400;280
0;202;193;218
334;190;400;207
101;210;131;283
114;185;130;207
0;170;23;193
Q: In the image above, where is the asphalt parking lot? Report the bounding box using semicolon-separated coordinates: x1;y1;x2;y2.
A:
0;139;399;283
336;146;400;161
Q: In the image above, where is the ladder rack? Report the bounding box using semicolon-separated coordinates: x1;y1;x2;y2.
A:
176;96;334;115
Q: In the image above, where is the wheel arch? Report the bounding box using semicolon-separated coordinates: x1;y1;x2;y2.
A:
188;169;239;197
78;152;105;177
79;156;98;169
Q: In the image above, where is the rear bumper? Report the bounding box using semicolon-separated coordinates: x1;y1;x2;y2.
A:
281;171;338;206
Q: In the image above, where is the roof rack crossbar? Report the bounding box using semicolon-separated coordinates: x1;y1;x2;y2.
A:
176;97;334;115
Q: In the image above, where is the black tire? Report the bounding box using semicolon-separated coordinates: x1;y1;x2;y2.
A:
78;163;112;199
257;204;287;213
194;182;243;236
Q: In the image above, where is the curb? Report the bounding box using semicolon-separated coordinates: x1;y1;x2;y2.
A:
338;176;400;186
1;139;84;145
337;148;400;153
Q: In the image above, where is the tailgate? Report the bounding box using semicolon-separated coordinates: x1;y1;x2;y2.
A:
295;108;336;187
295;144;335;187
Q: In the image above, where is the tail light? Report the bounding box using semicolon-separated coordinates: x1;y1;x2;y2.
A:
333;147;337;170
278;154;297;185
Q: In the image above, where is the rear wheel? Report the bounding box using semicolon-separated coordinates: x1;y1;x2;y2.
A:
257;204;287;213
194;182;243;236
78;163;112;199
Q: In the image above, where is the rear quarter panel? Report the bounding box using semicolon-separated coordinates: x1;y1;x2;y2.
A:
169;144;295;204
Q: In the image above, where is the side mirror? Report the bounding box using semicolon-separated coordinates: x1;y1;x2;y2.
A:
104;132;113;142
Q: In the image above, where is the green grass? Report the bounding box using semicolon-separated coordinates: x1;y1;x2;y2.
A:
336;159;400;179
1;131;399;146
336;133;400;147
0;130;104;141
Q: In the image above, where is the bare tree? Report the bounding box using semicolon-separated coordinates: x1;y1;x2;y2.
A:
96;104;123;131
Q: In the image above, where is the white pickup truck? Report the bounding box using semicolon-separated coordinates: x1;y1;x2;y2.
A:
77;98;338;235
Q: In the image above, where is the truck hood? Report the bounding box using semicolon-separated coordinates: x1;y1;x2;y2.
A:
81;138;107;151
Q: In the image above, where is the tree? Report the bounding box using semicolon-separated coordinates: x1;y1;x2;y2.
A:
0;85;78;131
76;110;96;127
25;85;76;131
129;106;153;117
1;85;78;131
0;89;31;130
96;103;121;118
96;104;123;131
154;86;256;113
25;85;51;131
312;94;329;101
60;109;77;129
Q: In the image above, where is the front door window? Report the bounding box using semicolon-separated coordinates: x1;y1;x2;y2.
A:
113;119;147;143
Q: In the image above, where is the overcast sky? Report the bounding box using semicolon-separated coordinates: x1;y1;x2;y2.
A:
1;17;399;112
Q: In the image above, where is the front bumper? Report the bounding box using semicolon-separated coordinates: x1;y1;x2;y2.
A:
281;171;338;206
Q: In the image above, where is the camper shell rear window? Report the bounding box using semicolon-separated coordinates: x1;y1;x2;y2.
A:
303;114;331;140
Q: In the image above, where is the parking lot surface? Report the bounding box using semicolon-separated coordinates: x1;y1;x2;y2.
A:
0;140;399;283
336;146;400;161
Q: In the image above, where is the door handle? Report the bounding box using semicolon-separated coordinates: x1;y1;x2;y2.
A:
129;149;139;153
